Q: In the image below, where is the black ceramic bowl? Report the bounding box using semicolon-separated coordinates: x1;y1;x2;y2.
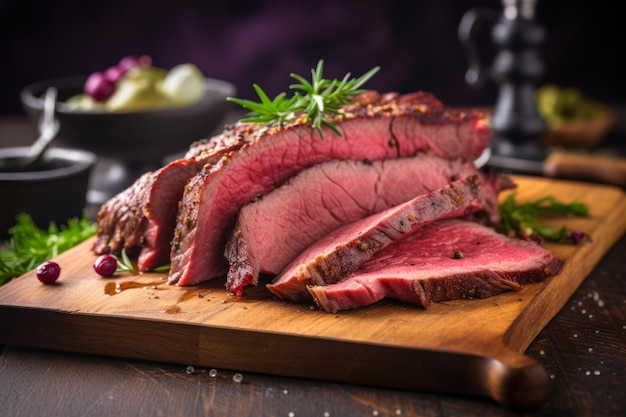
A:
0;147;97;237
20;76;236;204
20;76;236;161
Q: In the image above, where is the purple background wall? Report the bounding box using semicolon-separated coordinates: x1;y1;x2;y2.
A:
1;0;623;115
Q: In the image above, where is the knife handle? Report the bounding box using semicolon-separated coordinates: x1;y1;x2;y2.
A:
544;151;626;187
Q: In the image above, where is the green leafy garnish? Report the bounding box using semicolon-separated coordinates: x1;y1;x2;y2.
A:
153;264;171;273
115;248;137;274
499;194;589;243
0;213;97;286
110;249;169;275
227;60;380;139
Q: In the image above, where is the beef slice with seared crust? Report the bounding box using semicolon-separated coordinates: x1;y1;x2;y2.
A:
169;91;490;288
267;175;482;301
307;219;564;313
225;154;500;296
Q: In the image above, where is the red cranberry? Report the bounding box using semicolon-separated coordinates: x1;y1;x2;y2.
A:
36;261;61;284
94;255;117;277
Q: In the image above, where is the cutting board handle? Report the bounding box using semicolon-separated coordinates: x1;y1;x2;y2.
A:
545;151;626;187
480;349;551;410
410;346;551;411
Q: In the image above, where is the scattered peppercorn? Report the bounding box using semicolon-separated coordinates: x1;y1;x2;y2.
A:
453;251;464;259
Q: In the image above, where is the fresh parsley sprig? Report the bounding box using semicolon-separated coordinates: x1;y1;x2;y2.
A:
0;213;97;286
227;60;380;139
499;194;589;244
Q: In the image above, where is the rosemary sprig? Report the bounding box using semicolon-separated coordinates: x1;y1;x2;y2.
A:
112;248;171;274
499;194;590;244
115;248;137;273
227;60;380;139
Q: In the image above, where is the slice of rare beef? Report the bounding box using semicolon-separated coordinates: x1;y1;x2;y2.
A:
169;91;491;287
225;154;499;296
266;175;482;301
136;140;248;271
137;159;205;271
92;127;248;269
308;220;564;313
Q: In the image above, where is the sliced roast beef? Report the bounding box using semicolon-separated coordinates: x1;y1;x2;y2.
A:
225;154;501;296
266;175;482;301
169;91;491;287
307;220;564;313
92;128;248;268
137;159;205;270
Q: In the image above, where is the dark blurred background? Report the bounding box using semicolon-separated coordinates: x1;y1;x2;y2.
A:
1;0;624;116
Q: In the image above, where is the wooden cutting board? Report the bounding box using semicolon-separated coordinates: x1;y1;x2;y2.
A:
1;176;625;411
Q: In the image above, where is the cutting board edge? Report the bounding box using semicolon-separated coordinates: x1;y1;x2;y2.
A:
0;303;550;411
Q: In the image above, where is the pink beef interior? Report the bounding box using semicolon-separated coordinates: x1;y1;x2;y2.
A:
169;92;490;288
225;154;499;295
308;220;564;313
267;175;482;301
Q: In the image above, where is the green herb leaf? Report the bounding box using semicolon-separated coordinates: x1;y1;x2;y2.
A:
115;248;137;274
227;60;380;139
498;194;590;243
0;213;97;286
153;264;171;273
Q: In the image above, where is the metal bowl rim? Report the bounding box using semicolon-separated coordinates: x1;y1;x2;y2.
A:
0;147;97;181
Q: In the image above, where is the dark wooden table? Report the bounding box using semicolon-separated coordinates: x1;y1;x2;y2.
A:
1;116;625;417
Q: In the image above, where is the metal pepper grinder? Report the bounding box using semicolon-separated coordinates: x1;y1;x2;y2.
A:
459;0;547;160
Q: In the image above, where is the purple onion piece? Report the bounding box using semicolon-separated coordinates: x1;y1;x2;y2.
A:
118;55;152;73
84;72;116;102
104;66;125;83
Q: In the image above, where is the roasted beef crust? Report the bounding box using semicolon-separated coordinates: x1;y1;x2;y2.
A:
92;171;155;256
307;219;564;313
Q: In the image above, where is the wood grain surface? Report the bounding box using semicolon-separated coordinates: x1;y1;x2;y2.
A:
1;175;625;412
